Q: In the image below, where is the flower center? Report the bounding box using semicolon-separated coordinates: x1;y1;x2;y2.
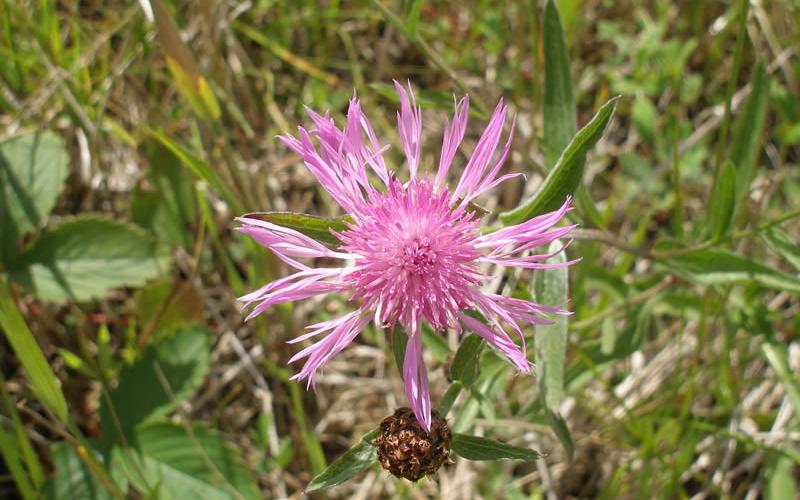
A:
338;179;483;331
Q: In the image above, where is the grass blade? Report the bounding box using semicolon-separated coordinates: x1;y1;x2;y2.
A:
0;274;68;422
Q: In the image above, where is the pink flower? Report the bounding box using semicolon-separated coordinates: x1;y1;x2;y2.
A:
237;82;576;431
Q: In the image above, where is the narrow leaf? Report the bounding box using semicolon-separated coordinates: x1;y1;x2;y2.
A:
436;381;463;416
450;333;483;387
763;229;800;271
451;433;541;461
391;325;407;379
708;162;736;240
542;0;576;169
0;276;68;421
533;240;569;410
148;128;242;213
500;96;619;225
306;430;378;492
731;59;768;202
546;408;574;458
9;217;170;303
660;250;800;293
761;342;800;419
242;212;349;247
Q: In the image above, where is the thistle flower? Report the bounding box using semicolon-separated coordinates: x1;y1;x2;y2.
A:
237;82;576;431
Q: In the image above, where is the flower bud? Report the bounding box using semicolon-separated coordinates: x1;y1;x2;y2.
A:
373;407;451;481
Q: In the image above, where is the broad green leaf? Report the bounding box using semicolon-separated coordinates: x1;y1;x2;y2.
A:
306;429;379;492
763;229;800;271
116;422;258;500
9;217;170;302
533;240;568;410
660;250;800;293
0;131;68;265
97;327;210;450
0;276;68;421
761;342;800;419
708;162;736;240
542;0;575;169
148;128;242;214
450;333;483;387
731;59;768;202
451;433;541;461
242;212;349;247
500;96;619;225
43;444;120;500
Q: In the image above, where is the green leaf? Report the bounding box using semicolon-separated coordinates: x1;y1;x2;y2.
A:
97;327;210;450
116;422;258;500
306;429;379;492
241;212;349;247
542;0;575;170
451;433;541;461
390;326;407;379
436;380;463;416
660;250;800;293
533;240;569;410
707;162;736;240
9;216;170;302
545;408;574;458
731;59;768;202
0;131;69;265
147;128;243;214
450;333;483;387
43;444;121;500
500;96;619;225
766;455;798;500
0;275;68;422
763;229;800;271
761;342;800;419
0;421;37;499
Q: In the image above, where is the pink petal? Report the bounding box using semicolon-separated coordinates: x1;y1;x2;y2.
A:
460;314;531;373
403;324;432;431
394;80;422;179
435;95;469;190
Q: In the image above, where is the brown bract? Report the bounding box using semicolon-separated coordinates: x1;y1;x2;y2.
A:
373;407;451;482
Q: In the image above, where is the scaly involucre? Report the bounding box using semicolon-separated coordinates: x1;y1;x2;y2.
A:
237;82;576;431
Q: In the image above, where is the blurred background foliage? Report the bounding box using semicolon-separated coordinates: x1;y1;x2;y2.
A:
1;0;799;497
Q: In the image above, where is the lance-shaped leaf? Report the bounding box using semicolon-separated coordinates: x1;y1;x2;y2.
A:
731;59;768;203
243;212;350;247
542;0;576;170
306;429;379;492
500;96;619;225
451;433;541;461
707;161;736;240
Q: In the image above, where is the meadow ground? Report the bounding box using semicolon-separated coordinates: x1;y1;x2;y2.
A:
1;0;799;498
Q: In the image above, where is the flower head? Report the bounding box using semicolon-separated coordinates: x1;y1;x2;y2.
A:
237;82;576;431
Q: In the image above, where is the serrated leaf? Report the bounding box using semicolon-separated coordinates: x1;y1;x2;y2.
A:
732;59;768;202
116;422;258;500
242;212;349;247
97;327;210;451
708;161;736;240
533;240;568;410
660;250;800;293
0;131;69;265
542;0;576;169
451;433;541;461
763;229;800;271
306;430;378;492
450;333;482;387
9;217;170;302
0;276;68;422
500;96;619;225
